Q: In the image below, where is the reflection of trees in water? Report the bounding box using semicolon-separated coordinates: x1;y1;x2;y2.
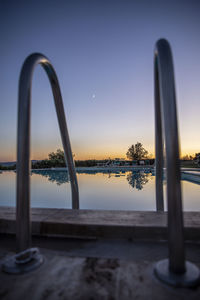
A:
32;169;125;184
32;170;69;185
126;171;151;190
32;169;152;189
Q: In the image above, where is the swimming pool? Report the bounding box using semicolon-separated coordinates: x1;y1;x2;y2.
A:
0;169;199;211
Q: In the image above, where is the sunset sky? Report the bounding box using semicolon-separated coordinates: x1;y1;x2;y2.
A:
1;0;200;161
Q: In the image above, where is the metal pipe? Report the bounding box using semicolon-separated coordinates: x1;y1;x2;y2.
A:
154;67;164;212
155;38;185;273
16;53;79;252
154;39;200;287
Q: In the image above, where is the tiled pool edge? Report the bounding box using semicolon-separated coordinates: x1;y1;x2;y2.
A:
0;207;200;241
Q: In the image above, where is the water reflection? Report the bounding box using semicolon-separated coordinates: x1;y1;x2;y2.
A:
126;171;151;190
77;170;125;177
32;169;153;190
1;169;200;211
32;169;128;185
32;170;69;185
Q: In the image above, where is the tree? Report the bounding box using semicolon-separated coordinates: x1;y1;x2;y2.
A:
48;149;64;161
181;154;194;161
126;142;148;161
48;149;65;166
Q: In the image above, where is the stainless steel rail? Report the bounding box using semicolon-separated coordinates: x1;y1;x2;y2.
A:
154;39;199;287
16;53;79;252
2;53;79;274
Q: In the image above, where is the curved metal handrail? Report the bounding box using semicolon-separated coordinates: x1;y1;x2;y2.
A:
154;39;199;287
154;39;185;273
16;53;79;252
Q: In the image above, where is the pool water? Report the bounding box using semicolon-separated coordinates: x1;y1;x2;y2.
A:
0;170;199;211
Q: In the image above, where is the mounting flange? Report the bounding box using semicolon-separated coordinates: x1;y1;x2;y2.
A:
2;247;44;274
154;258;200;288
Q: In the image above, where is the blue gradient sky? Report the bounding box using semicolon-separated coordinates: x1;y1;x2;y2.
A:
1;0;200;161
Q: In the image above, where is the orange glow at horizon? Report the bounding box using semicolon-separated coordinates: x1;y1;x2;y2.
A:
0;144;199;162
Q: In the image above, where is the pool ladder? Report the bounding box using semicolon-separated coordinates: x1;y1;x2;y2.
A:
2;54;79;273
2;40;200;286
153;39;199;287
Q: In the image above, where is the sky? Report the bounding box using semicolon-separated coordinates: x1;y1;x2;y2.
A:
1;0;200;161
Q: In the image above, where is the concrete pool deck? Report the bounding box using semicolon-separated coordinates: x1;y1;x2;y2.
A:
0;238;200;300
0;231;200;299
1;208;200;299
1;207;200;241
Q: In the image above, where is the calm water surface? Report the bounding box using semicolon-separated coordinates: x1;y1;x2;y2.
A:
0;170;199;211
